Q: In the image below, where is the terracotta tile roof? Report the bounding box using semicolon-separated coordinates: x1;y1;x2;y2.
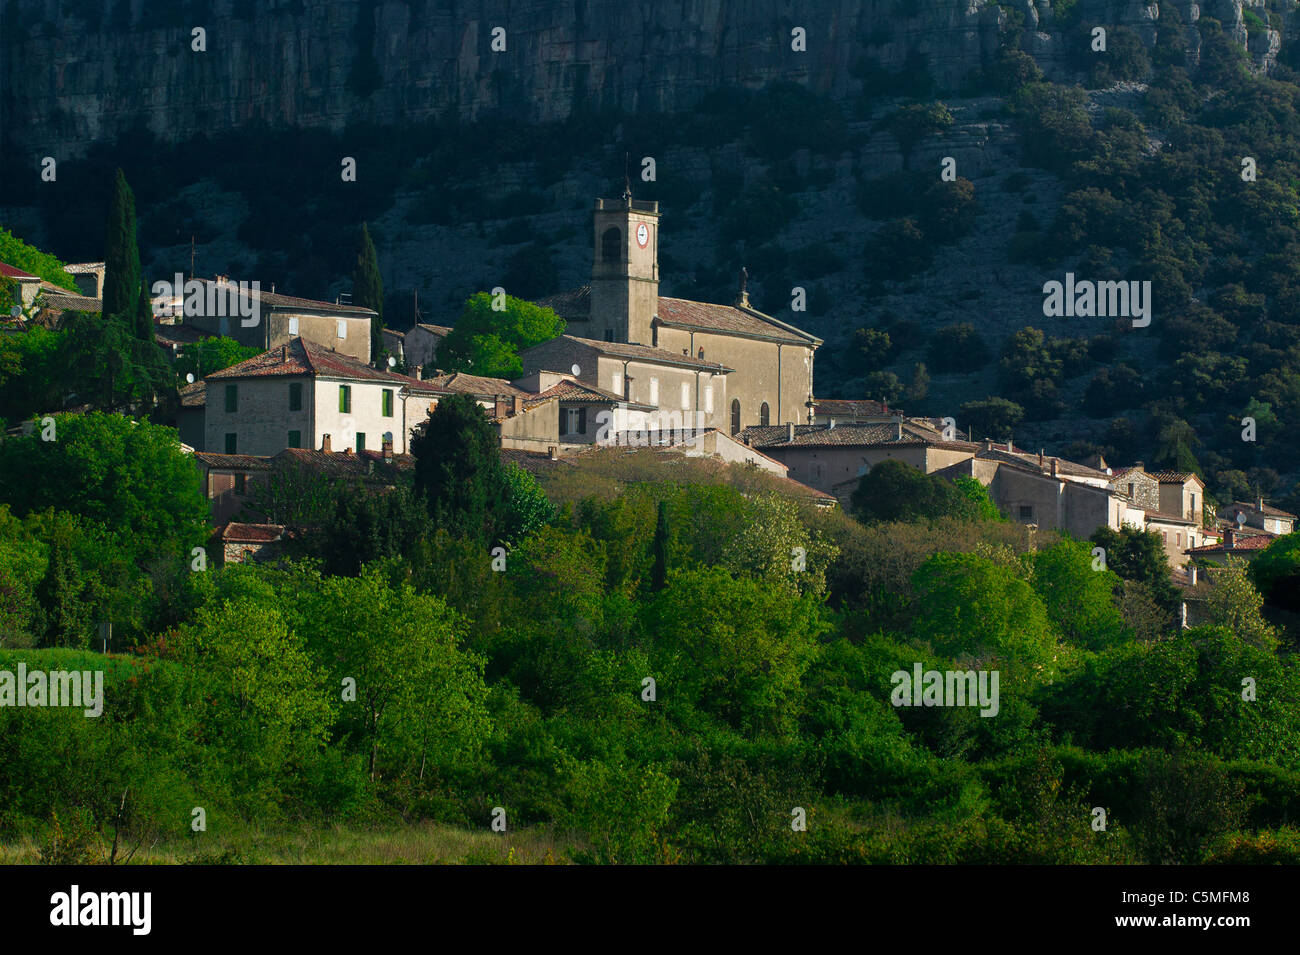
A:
655;296;820;345
742;419;975;450
206;338;439;391
179;381;207;408
194;451;271;470
500;448;571;474
1153;470;1203;485
422;371;531;398
1228;500;1297;519
1188;534;1274;554
1143;508;1198;525
190;278;377;317
561;334;735;372
524;377;652;409
272;447;415;477
535;286;590;321
218;522;284;543
154;320;208;346
38;292;102;313
532;288;820;347
812;398;896;417
0;262;38;279
414;323;453;337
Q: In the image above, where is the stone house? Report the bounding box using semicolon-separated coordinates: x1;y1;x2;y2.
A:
179;277;376;364
742;418;978;495
1218;499;1296;536
520;334;733;435
212;522;284;566
63;262;105;298
194;451;272;524
202;337;442;456
403;323;453;370
516;371;656;448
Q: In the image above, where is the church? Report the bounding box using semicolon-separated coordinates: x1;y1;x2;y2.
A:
521;190;822;435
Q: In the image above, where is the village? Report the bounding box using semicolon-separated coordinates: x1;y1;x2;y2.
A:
3;192;1293;580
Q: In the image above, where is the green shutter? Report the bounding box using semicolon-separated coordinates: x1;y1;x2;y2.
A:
339;385;350;413
356;432;366;452
224;433;237;454
288;430;301;449
225;384;237;413
289;382;302;411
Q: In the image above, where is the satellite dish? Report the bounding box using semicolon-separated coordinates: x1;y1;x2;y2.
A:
1236;512;1247;528
571;364;581;376
185;373;195;384
387;355;396;368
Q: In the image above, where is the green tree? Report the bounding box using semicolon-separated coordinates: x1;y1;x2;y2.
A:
911;551;1062;684
651;499;670;592
33;513;92;648
1030;539;1130;650
960;397;1025;441
851;459;977;524
176;336;261;383
1204;556;1279;651
643;566;827;737
439;292;565;379
101;169;151;342
411;393;511;544
1250;534;1300;611
351;223;385;365
1089;526;1179;609
0;412;209;565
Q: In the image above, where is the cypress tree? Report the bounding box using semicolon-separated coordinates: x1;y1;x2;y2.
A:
411;393;509;543
35;518;89;648
102;169;143;330
651;499;671;591
351;223;385;364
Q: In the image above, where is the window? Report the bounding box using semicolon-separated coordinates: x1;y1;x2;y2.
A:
704;384;713;414
382;389;393;417
680;382;690;409
1018;505;1034;523
560;410;570;436
1162;531;1168;543
611;372;622;395
1191;493;1197;514
235;474;247;494
288;430;301;449
760;402;771;426
224;384;238;413
337;320;348;339
730;399;741;435
1176;532;1182;547
356;432;366;452
288;317;299;336
224;433;237;454
649;377;659;405
289;382;302;411
601;227;621;262
1127;483;1134;497
339;385;351;413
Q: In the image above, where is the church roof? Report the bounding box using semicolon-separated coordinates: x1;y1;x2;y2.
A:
655;296;820;345
532;286;820;347
557;334;735;373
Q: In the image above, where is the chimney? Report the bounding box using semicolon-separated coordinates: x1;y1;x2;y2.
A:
787;421;795;442
382;434;393;462
984;439;993;452
1258;496;1265;511
512;395;522;415
321;434;332;453
494;394;510;419
414;366;423;381
1038;450;1044;470
828;418;835;430
1134;460;1144;471
548;445;558;461
1051;458;1059;478
1224;527;1236;548
882;401;888;414
1007;438;1014;452
896;417;903;441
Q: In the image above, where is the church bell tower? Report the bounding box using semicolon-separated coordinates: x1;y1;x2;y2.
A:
589;185;659;346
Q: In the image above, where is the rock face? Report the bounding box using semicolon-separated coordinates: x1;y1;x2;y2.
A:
1;0;1003;157
0;0;1278;159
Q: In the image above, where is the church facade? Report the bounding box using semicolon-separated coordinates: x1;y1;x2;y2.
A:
526;194;821;433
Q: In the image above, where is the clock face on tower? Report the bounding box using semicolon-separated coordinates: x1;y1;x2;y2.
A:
636;222;649;248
